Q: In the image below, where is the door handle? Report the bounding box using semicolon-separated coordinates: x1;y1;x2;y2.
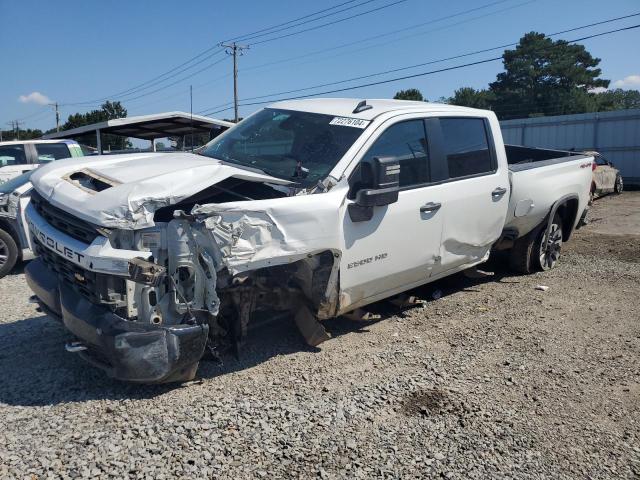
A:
420;202;441;213
492;187;507;198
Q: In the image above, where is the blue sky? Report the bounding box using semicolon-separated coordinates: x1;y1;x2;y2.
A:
2;0;639;133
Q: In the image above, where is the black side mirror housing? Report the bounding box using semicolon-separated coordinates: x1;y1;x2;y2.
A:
349;156;400;222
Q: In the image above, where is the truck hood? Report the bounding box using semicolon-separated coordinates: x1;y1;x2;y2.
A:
30;152;292;229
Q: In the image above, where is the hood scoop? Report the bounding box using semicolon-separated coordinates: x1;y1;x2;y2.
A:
64;169;121;194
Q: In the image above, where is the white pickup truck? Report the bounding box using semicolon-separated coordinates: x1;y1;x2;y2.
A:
24;99;592;383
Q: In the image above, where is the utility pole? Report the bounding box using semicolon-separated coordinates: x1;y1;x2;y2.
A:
7;121;23;140
220;42;249;123
49;102;60;132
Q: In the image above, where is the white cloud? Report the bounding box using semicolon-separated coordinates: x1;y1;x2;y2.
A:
588;87;608;94
613;75;640;89
18;91;52;105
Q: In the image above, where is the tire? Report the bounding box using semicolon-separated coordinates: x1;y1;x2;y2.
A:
0;228;19;278
509;214;563;274
614;175;623;194
532;214;563;271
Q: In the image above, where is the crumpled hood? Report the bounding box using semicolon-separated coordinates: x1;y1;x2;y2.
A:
30;152;291;229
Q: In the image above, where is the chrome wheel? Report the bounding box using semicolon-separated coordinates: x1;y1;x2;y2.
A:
0;237;8;269
615;175;623;194
539;222;562;270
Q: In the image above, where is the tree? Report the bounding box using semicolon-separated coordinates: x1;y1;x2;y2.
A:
393;88;425;101
489;32;609;119
593;88;640;111
0;128;43;141
448;87;495;109
61;101;131;150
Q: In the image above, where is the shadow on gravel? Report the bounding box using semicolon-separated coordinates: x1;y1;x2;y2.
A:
0;264;517;406
0;315;176;407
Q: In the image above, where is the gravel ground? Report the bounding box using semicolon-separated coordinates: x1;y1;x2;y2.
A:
1;192;639;479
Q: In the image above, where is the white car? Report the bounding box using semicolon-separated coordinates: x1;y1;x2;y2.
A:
24;99;592;383
0;139;84;185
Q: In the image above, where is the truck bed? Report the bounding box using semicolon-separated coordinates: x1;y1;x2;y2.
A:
504;145;593;240
505;145;585;171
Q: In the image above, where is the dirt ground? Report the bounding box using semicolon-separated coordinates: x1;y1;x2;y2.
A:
0;192;638;479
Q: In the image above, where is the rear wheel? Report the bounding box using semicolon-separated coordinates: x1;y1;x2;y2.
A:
0;229;19;278
534;215;563;271
614;175;623;194
509;214;563;274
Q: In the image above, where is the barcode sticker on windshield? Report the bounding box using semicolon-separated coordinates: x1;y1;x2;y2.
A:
329;117;370;129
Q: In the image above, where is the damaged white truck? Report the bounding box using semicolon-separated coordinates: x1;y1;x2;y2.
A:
24;99;592;383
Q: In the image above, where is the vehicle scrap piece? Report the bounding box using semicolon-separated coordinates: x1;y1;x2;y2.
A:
128;257;166;286
294;302;331;347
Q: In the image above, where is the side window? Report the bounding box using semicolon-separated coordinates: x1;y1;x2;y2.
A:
440;118;493;179
34;143;72;163
0;145;28;166
362;120;429;188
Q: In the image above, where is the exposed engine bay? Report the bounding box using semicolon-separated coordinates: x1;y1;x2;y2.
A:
26;167;342;382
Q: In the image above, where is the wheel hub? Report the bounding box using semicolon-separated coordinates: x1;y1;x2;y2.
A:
0;237;7;268
540;223;562;270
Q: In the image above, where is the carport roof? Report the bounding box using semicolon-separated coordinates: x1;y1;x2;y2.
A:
42;111;234;140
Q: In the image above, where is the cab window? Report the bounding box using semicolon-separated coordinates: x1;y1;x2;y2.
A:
361;120;429;188
34;143;72;163
0;145;28;166
440;118;493;179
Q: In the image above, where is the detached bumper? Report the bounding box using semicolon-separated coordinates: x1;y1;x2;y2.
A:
25;258;208;383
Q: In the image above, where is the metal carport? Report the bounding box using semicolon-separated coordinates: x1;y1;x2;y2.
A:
42;111;234;154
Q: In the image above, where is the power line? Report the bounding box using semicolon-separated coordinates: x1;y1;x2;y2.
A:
60;0;394;107
242;0;514;74
201;23;640;116
232;0;379;43
250;0;412;46
200;0;524;113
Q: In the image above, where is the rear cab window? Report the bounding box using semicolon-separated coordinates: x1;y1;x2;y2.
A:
439;118;495;179
34;143;72;164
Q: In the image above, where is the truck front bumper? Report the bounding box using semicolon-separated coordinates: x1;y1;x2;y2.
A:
25;258;209;384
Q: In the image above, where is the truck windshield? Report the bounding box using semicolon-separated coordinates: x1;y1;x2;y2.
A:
201;108;366;187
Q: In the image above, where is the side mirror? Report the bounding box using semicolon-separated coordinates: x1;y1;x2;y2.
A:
349;156;400;222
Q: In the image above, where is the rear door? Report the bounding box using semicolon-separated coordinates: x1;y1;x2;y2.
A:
339;118;444;308
429;116;510;275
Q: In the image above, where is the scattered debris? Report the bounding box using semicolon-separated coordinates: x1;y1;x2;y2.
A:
535;285;550;291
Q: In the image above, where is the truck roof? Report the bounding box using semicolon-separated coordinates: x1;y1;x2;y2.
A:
0;139;79;146
269;98;487;120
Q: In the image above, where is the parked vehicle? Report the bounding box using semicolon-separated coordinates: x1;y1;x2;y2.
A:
0;172;35;277
0;139;84;184
24;99;593;383
586;151;623;201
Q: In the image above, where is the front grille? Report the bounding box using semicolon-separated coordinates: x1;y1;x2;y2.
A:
30;191;103;244
35;241;127;307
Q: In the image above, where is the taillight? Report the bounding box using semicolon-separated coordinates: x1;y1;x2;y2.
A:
592;162;597;171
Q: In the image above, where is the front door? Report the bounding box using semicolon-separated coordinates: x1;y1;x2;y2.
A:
339;119;444;310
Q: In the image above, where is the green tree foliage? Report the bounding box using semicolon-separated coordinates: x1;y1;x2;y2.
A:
593;88;640;111
489;32;609;118
0;128;43;141
443;32;640;119
393;88;425;101
448;87;495;109
62;101;131;150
